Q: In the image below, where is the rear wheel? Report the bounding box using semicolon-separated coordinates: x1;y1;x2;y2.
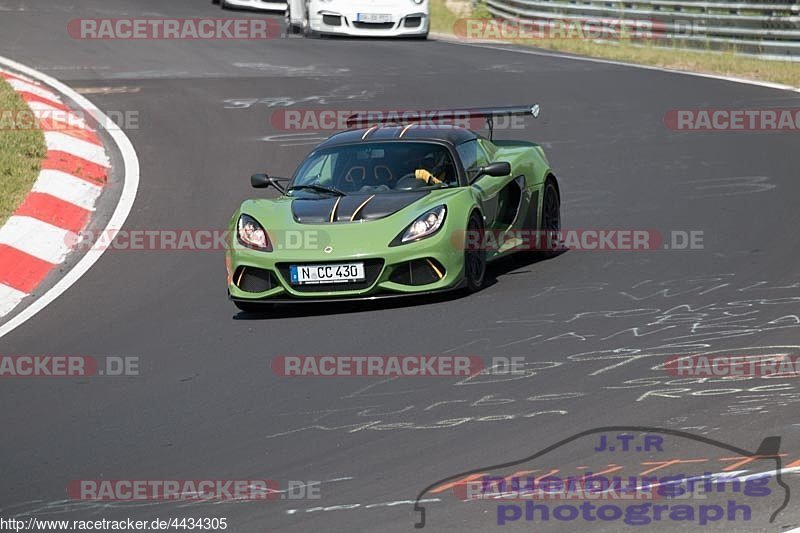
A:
464;212;486;293
539;179;561;257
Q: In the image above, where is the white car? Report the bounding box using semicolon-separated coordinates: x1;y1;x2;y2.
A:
213;0;285;12
286;0;429;38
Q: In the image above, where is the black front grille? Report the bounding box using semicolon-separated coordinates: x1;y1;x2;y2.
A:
322;14;342;26
235;266;277;293
353;22;395;29
276;259;385;293
389;259;445;286
404;16;422;28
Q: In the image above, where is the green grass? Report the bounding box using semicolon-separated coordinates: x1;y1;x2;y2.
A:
430;0;800;88
0;76;46;227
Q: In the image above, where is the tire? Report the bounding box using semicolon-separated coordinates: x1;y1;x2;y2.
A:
538;179;561;257
303;3;319;38
464;211;487;293
212;0;220;4
220;0;229;9
234;300;271;313
286;4;301;34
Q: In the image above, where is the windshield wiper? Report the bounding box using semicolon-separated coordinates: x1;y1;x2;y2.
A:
287;184;346;196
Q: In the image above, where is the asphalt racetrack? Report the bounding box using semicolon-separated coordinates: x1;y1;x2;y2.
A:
1;1;800;531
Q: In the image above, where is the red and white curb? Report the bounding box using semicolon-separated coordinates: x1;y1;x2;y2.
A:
0;69;109;318
0;56;139;337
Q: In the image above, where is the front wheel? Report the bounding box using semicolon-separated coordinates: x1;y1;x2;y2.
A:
286;4;301;34
303;3;319;38
464;212;486;293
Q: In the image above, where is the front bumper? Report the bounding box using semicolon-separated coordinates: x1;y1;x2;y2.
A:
229;282;466;304
309;7;429;37
227;227;463;302
223;0;285;11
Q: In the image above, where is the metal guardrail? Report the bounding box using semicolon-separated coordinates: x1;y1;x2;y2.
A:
483;0;800;59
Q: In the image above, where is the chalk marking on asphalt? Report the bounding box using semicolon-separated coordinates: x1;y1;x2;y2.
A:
284;466;800;516
0;54;140;339
286;498;441;515
74;86;141;95
6;477;357;516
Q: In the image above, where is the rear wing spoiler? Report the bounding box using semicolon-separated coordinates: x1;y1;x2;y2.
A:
345;104;540;140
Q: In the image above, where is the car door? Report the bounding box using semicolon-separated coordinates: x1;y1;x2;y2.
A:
457;139;506;228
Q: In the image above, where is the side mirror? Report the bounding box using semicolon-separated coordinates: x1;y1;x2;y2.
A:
471;161;511;183
251;173;286;192
251;173;270;188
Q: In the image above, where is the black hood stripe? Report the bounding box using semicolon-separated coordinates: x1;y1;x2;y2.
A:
350;195;375;221
329;196;342;222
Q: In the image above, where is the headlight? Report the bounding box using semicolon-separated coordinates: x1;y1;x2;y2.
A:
411;0;425;4
237;214;272;251
395;205;446;245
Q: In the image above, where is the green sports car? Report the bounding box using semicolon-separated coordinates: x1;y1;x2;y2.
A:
226;105;561;312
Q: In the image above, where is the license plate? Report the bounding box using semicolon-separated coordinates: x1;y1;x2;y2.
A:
357;13;393;23
290;263;365;285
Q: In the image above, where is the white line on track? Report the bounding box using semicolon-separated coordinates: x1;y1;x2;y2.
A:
0;55;140;339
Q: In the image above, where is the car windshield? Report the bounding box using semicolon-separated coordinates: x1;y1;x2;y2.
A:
290;142;459;194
